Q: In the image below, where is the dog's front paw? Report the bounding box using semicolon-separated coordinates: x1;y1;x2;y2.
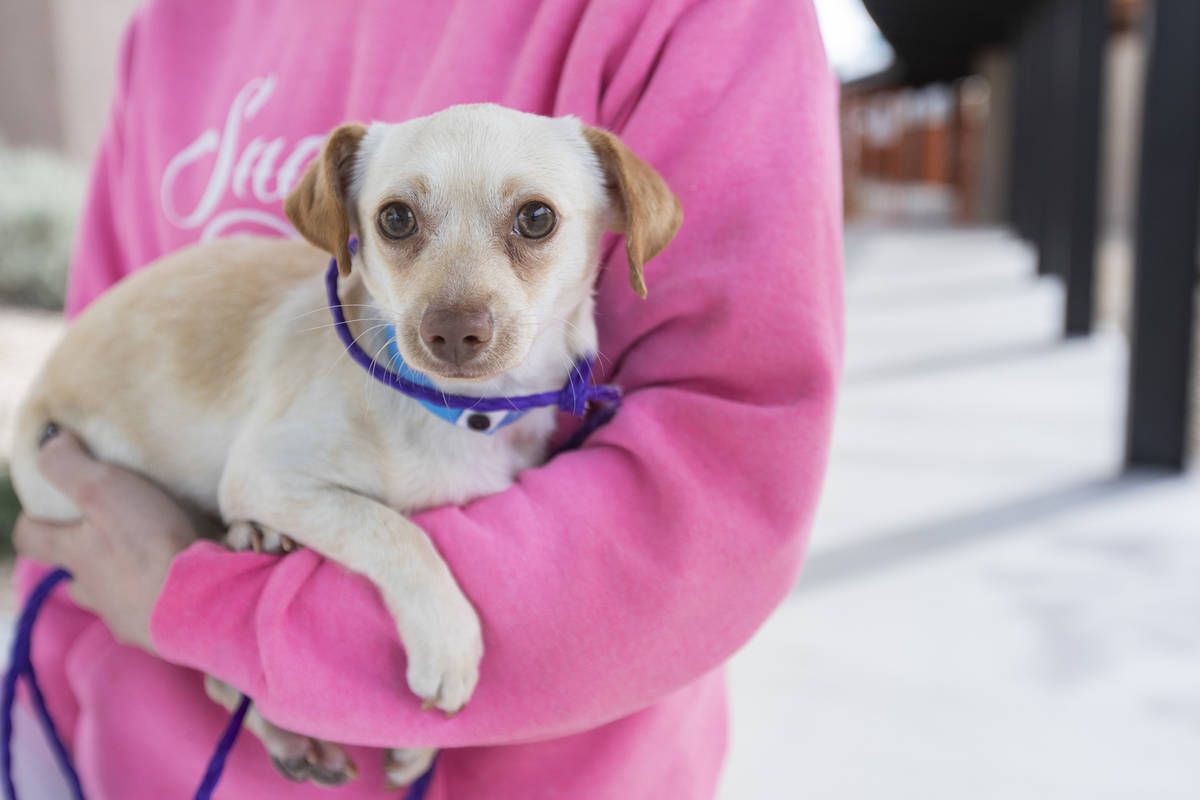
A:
225;520;299;555
394;585;483;716
383;747;437;789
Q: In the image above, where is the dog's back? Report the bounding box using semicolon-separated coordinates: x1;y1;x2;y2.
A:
10;236;328;522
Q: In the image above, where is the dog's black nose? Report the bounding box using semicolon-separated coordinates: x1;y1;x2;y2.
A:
420;307;494;365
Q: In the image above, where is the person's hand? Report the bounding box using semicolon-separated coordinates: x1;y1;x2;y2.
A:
12;428;198;653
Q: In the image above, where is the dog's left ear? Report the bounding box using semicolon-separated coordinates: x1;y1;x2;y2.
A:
285;123;367;276
583;127;683;298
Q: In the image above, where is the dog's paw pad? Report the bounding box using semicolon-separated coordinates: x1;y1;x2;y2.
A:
383;747;436;789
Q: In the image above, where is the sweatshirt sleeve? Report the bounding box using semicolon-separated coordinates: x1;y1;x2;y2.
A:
148;0;843;749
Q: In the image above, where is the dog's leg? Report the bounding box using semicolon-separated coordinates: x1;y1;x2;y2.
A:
219;472;483;715
211;525;352;787
383;747;437;789
203;675;357;786
210;533;442;790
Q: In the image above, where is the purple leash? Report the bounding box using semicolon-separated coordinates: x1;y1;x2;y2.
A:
2;569;82;800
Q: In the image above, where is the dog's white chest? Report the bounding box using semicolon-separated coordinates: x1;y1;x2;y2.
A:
366;401;555;514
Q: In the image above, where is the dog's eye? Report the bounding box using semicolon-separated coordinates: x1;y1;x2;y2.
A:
378;203;417;239
514;201;556;239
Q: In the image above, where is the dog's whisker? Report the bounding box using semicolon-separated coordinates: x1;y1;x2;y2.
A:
318;321;391;382
363;336;396;414
296;317;394;335
350;326;394;412
288;303;399;323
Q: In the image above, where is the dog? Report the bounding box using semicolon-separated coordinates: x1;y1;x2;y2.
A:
10;103;681;787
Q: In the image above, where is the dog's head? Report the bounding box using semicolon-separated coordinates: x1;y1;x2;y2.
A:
285;104;681;383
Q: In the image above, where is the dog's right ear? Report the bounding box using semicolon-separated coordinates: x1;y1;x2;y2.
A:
285;123;367;276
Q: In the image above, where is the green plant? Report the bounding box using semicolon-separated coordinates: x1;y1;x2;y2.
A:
0;147;86;309
0;472;19;557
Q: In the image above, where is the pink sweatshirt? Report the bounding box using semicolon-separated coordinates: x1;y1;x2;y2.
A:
16;1;842;797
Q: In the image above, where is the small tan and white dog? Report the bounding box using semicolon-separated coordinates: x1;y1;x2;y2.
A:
9;103;681;787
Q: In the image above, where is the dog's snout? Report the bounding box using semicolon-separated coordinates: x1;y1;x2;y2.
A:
420;308;494;365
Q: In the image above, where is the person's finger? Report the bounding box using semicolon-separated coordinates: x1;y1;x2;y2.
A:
36;429;108;512
11;512;83;569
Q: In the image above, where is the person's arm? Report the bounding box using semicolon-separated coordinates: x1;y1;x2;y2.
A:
156;0;842;749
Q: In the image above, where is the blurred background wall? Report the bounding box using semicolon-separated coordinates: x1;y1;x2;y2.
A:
838;2;1150;352
0;0;138;540
836;0;1200;464
840;0;1145;247
0;0;139;164
0;0;139;314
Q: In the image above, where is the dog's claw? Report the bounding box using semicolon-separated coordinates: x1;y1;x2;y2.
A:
305;741;356;778
270;753;310;783
225;520;298;556
309;764;355;787
421;698;437;712
384;747;437;790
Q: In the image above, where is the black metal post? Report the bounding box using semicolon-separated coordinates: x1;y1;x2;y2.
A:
1125;0;1200;470
1039;0;1105;336
1008;1;1056;255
